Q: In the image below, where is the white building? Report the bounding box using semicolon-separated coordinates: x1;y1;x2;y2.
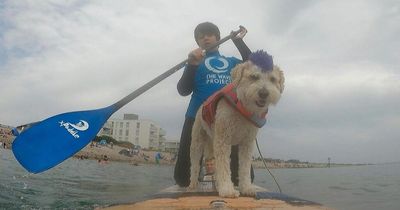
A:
164;140;180;153
100;114;166;150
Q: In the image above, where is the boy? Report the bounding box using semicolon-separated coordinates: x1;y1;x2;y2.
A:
174;22;254;187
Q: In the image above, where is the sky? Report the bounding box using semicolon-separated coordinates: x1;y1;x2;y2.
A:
1;0;399;164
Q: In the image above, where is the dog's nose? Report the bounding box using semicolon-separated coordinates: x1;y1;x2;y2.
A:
258;88;269;99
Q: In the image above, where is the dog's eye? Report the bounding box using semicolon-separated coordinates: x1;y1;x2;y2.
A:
250;74;260;81
270;76;276;83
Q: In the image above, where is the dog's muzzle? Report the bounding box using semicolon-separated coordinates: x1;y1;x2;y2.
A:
256;88;269;107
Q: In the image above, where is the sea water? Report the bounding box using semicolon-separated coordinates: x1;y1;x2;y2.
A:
1;148;399;210
255;163;400;210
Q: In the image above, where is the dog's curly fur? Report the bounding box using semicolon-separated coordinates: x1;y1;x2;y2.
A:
188;60;285;198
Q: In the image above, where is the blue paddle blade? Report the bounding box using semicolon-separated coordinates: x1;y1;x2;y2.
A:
12;106;115;173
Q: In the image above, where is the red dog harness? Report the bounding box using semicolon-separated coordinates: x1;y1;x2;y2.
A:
202;83;268;128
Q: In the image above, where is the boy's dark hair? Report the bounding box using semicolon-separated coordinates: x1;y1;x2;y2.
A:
194;22;220;44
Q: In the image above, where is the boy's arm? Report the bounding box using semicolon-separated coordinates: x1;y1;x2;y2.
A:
177;48;204;96
177;64;198;96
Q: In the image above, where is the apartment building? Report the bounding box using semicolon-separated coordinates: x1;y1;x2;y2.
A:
100;114;166;150
163;140;180;153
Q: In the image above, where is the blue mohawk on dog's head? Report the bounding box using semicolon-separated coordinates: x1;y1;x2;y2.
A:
248;50;273;72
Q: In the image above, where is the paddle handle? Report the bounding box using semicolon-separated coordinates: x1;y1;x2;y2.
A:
112;27;243;111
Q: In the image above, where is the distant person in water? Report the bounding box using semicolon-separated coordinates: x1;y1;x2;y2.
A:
155;152;164;164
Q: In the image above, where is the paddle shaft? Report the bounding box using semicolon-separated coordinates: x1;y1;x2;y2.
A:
112;28;242;110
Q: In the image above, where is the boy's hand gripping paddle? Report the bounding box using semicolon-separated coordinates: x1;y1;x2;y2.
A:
12;28;243;173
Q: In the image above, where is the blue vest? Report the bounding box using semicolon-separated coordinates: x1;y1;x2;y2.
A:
185;51;241;118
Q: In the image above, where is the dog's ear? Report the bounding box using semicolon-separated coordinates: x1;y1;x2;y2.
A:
231;62;247;84
274;65;285;93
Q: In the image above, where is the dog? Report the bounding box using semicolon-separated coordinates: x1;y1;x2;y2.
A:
188;50;285;198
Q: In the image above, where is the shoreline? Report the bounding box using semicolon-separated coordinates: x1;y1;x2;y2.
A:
73;144;176;166
73;144;358;169
1;133;368;169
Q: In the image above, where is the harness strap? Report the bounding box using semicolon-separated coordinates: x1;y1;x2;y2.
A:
202;84;267;128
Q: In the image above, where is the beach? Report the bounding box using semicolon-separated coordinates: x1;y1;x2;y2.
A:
73;143;176;166
1;127;344;169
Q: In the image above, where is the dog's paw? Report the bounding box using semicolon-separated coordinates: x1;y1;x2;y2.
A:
218;186;240;198
239;185;257;197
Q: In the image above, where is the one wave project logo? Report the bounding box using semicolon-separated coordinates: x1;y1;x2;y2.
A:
59;120;89;139
205;56;229;73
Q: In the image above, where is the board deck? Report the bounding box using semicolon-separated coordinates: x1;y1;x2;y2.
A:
102;183;333;210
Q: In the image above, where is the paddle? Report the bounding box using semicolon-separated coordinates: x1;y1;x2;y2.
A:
12;27;243;173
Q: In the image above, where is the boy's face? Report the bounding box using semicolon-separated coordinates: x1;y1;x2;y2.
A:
197;33;218;51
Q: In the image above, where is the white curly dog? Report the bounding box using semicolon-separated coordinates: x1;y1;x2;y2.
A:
188;51;285;198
